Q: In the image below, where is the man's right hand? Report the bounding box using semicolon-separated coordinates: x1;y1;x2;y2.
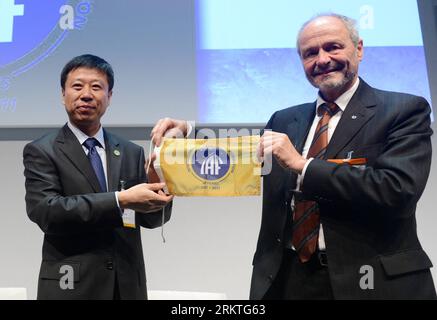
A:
151;118;189;147
118;183;173;213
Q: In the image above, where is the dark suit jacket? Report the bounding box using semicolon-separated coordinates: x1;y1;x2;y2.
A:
250;79;436;299
23;124;171;300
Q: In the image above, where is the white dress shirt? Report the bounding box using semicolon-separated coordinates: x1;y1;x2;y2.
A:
295;78;360;251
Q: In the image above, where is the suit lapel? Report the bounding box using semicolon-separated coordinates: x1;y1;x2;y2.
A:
104;130;123;192
286;103;316;154
57;124;101;192
325;79;377;159
285;103;316;190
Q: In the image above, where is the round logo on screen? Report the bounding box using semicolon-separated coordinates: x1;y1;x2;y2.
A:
191;147;231;181
0;0;92;91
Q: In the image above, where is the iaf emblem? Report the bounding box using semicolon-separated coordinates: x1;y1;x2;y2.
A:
190;147;234;182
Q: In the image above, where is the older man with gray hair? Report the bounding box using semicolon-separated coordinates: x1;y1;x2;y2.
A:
150;13;436;300
251;13;435;300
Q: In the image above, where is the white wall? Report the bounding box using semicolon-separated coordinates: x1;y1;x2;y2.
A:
0;141;43;299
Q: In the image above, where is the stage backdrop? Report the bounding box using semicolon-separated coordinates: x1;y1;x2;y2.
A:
0;0;434;127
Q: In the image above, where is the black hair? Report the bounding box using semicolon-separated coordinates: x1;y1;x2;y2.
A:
60;54;114;91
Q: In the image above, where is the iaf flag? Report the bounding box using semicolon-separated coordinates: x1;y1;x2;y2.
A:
153;136;261;196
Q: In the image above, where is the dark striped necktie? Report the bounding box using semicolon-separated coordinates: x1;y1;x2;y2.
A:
291;102;340;262
83;138;107;193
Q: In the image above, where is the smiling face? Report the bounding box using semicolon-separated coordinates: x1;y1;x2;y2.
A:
298;16;363;101
62;67;112;136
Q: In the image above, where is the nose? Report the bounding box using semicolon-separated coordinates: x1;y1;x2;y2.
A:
316;49;331;67
80;86;93;101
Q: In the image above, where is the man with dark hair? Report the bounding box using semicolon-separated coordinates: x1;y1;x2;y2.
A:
23;54;173;300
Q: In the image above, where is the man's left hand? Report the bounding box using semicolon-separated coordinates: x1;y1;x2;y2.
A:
145;152;161;184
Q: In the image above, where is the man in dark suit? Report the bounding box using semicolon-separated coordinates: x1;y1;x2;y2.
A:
23;54;173;300
251;14;436;299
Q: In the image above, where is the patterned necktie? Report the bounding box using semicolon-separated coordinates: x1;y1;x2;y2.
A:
83;138;107;192
291;102;340;262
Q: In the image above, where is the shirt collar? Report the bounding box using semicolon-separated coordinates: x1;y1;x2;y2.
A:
67;121;106;149
316;77;360;113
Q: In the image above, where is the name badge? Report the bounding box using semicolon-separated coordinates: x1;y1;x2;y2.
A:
122;209;136;228
327;157;367;170
120;180;136;228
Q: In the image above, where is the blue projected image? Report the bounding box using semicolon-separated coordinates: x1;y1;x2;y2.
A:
0;0;67;67
196;0;432;123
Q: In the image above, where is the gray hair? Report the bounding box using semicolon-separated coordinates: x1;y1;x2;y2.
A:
296;13;360;56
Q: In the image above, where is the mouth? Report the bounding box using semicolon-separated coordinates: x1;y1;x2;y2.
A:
76;105;96;111
312;63;345;78
313;69;338;77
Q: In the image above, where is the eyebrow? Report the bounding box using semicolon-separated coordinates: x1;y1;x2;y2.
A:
301;40;344;51
71;78;105;84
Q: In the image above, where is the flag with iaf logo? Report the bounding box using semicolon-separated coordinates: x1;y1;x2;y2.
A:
153;136;261;196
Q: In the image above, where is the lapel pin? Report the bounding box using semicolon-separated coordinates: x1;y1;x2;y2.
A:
351;115;358;120
114;150;120;156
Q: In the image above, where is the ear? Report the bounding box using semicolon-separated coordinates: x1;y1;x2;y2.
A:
108;90;113;105
61;89;65;106
356;39;364;61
